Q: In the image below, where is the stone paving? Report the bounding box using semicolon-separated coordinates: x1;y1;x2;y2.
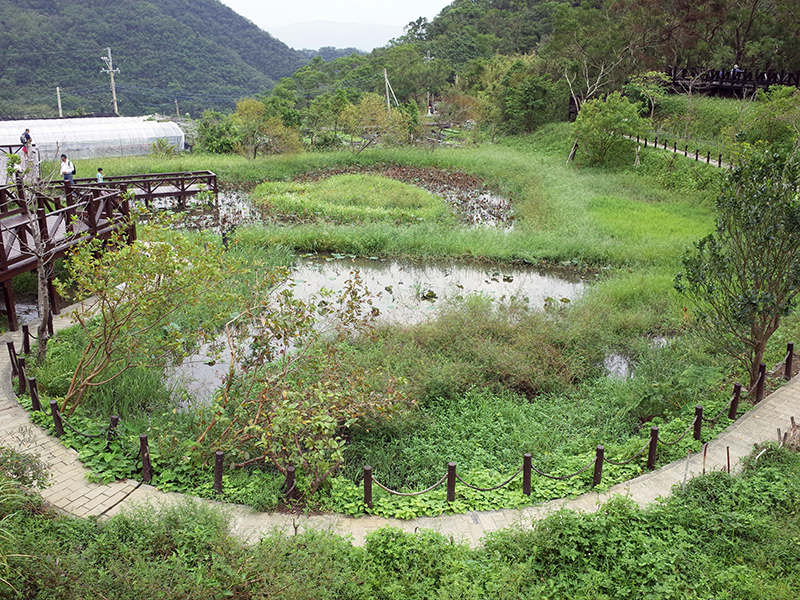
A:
1;307;797;547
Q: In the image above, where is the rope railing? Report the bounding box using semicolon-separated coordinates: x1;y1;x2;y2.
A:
602;439;651;466
455;465;523;492
7;337;798;511
371;472;449;497
656;415;698;447
530;458;595;480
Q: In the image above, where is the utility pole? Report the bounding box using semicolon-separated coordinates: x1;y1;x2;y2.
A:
100;47;120;115
56;87;63;117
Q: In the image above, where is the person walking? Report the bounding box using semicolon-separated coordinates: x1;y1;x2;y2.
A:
96;167;104;183
60;154;75;184
20;128;32;155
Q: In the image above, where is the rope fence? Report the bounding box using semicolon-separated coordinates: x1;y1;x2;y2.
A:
7;338;797;509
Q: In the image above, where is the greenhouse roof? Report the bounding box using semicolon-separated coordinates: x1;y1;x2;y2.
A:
0;116;185;161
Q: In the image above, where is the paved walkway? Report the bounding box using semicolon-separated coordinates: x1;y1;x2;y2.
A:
1;307;797;547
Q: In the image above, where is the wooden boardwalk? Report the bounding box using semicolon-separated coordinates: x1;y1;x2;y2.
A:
0;171;216;331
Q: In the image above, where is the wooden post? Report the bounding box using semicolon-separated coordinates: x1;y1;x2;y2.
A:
693;405;703;441
647;426;659;470
106;415;120;450
213;450;224;494
447;462;456;502
363;465;373;508
523;454;532;496
593;446;604;487
28;377;41;411
784;343;794;380
17;357;26;395
728;383;741;420
22;324;30;354
50;400;64;437
140;434;152;483
7;341;18;377
756;363;766;402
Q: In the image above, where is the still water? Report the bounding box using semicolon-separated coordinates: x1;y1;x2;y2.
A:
171;255;588;403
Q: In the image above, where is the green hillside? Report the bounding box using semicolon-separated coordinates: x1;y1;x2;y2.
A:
0;0;308;117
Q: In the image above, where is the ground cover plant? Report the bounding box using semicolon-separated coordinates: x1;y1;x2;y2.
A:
2;444;799;599
20;109;800;519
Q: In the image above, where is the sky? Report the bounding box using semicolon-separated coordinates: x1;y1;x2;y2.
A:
218;0;453;50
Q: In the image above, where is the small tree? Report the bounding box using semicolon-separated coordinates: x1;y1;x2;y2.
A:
196;270;409;494
57;218;238;416
573;91;649;164
675;146;800;387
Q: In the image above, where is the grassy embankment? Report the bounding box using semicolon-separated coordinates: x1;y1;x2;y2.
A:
36;121;800;515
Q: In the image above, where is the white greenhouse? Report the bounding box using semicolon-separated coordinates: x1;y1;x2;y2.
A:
0;116;185;162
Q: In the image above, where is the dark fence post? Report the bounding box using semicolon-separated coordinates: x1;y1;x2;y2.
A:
28;377;41;411
106;415;120;450
644;137;648;148
447;462;456;502
284;466;296;499
47;313;53;336
213;450;224;495
593;446;604;487
784;343;794;379
140;434;152;483
17;357;26;395
756;363;766;402
654;136;658;147
7;342;18;377
693;405;703;441
647;426;659;470
673;141;677;152
50;400;64;437
728;383;741;420
21;324;30;354
695;149;699;161
706;152;711;164
363;465;373;508
523;454;532;496
684;145;688;156
718;153;722;166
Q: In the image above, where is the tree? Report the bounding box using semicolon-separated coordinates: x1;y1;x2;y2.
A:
623;71;671;119
57;219;238;416
675;146;800;387
572;91;649;164
341;93;413;155
196;270;409;494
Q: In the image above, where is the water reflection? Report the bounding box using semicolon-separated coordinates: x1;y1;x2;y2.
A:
291;256;585;324
172;256;587;403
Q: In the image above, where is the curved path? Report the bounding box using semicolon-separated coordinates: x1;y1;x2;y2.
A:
2;306;797;548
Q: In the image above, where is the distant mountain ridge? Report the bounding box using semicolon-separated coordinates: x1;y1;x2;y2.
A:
0;0;322;117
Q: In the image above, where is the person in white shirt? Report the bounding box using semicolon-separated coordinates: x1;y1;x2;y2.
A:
60;154;75;184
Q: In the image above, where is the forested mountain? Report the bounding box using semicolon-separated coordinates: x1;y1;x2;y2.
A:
0;0;309;118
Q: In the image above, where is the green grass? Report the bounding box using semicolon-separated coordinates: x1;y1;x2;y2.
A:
253;174;454;224
4;444;800;599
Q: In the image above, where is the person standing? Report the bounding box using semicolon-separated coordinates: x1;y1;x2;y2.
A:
96;167;104;183
60;154;75;184
20;128;31;155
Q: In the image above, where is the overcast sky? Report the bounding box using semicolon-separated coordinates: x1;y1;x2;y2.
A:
218;0;453;49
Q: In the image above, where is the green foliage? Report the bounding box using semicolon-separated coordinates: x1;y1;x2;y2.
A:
574;92;650;164
0;446;48;490
56;219;240;415
676;146;800;385
253;174;452;224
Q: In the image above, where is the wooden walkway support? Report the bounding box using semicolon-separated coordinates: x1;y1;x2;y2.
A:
0;183;134;331
72;171;218;206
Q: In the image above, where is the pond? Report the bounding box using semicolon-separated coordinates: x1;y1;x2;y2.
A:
171;255;589;403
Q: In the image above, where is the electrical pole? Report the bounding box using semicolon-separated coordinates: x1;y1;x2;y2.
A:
100;47;120;115
56;87;63;117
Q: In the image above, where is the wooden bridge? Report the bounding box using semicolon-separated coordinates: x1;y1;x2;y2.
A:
0;170;217;331
666;66;800;96
73;170;218;206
